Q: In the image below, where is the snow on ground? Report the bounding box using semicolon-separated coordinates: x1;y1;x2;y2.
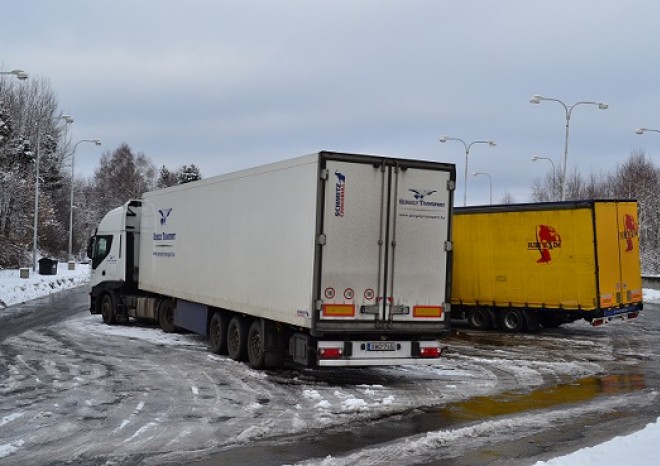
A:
0;263;91;308
533;418;660;466
0;269;659;465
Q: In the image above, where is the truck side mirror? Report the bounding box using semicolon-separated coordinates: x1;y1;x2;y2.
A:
87;237;95;259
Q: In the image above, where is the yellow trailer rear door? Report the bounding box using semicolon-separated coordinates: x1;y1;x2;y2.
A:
617;201;642;305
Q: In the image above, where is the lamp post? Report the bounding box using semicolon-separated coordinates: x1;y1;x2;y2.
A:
32;114;74;271
0;69;28;80
68;139;101;263
531;155;557;199
635;128;660;135
530;95;608;200
439;136;496;206
472;172;492;205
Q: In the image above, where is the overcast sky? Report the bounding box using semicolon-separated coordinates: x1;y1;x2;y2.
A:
2;0;659;205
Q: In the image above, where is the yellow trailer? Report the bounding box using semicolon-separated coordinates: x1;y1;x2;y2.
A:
451;200;643;332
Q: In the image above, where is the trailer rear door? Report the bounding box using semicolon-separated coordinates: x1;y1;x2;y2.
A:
595;201;643;310
318;156;452;330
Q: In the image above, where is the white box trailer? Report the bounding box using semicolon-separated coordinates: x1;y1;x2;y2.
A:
88;151;455;368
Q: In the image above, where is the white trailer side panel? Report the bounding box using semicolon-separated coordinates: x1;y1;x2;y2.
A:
138;154;320;328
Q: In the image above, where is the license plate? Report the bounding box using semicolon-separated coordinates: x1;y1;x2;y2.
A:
366;342;397;351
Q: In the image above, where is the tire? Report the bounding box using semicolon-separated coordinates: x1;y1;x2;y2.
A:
158;299;177;333
467;308;491;330
247;320;266;369
209;312;228;355
499;308;525;333
101;293;117;325
227;316;249;362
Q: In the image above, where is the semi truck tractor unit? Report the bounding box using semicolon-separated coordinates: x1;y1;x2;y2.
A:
451;200;643;332
88;151;455;368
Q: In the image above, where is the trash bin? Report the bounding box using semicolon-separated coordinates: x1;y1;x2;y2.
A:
38;258;58;275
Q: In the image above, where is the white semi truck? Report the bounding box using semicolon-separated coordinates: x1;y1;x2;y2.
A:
88;151;455;368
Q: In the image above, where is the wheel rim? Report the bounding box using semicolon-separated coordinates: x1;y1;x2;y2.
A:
504;312;520;329
473;311;485;327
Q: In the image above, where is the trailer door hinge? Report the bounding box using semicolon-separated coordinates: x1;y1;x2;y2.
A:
320;169;329;181
447;180;456;191
317;234;327;245
444;240;453;251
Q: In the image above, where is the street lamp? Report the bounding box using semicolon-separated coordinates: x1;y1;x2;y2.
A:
68;139;101;263
635;128;660;135
32;114;74;271
530;94;608;200
472;172;492;205
530;155;557;199
439;136;496;206
0;69;28;80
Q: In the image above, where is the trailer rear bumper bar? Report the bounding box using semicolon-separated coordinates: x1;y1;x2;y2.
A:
315;339;446;367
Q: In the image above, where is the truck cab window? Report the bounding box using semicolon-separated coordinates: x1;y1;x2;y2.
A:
92;235;113;269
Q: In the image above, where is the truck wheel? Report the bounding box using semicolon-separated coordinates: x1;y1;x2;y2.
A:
158;299;177;333
247;320;266;369
467;308;491;330
227;316;248;362
499;308;524;333
101;293;117;325
209;312;228;355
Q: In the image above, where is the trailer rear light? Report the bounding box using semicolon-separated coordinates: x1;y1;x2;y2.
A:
419;346;441;358
318;347;343;359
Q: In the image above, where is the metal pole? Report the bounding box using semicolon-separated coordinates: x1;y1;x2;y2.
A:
68;150;75;261
67;139;100;261
463;147;469;207
32;131;41;272
561;110;570;200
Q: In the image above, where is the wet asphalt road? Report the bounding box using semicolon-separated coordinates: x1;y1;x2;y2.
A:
1;287;658;465
189;305;660;465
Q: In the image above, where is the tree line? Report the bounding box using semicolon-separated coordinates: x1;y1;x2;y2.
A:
0;77;201;268
2;76;659;273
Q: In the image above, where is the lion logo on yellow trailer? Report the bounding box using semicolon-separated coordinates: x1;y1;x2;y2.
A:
620;214;639;252
528;224;562;264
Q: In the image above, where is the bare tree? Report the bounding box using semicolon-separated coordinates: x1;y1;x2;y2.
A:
93;143;156;215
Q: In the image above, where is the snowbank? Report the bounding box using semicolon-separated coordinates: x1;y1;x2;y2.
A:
0;263;91;308
534;418;660;465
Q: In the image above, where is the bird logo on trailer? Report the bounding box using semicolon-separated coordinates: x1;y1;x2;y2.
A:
158;208;172;226
408;189;437;200
528;224;562;264
620;214;639;252
334;171;346;217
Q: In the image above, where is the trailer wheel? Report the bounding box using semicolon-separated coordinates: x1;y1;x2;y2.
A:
499;308;524;333
227;316;249;362
247;320;266;369
467;308;491;330
158;299;177;333
101;293;117;325
209;312;228;355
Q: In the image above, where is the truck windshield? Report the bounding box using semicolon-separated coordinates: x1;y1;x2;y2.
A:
91;235;113;269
